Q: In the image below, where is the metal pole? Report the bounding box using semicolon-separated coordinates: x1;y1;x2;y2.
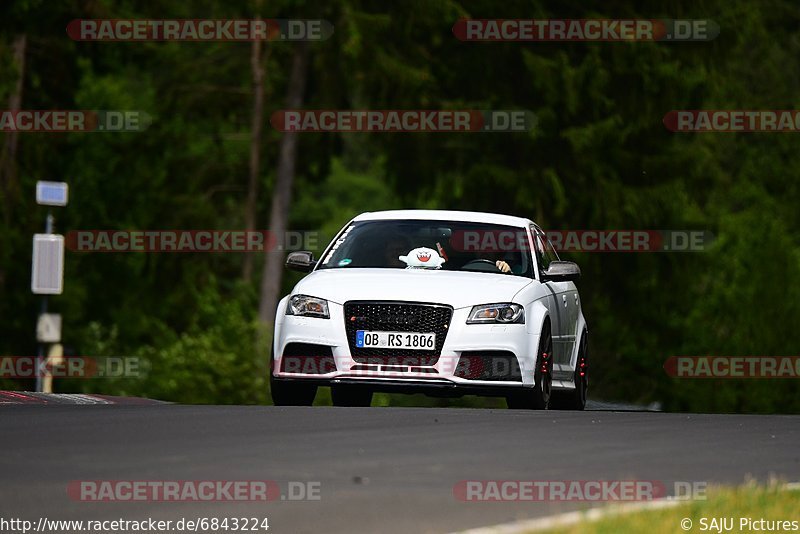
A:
35;297;48;392
35;210;54;393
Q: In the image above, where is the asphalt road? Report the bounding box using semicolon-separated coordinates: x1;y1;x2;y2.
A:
1;405;799;533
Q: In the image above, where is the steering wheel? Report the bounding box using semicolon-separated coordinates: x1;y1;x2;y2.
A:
461;259;502;273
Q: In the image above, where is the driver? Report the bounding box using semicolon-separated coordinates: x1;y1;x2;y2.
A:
384;235;412;267
443;236;512;273
477;251;512;273
495;259;511;273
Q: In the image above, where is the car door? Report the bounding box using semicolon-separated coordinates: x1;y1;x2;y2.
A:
532;227;569;370
541;230;579;365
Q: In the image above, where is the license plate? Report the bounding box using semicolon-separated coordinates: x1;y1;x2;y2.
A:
355;331;436;350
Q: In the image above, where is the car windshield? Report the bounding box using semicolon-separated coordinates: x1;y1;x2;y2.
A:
317;220;534;277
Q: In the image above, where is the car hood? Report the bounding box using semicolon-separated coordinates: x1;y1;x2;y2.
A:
293;268;533;309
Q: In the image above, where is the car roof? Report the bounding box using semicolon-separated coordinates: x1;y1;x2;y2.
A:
352;210;534;228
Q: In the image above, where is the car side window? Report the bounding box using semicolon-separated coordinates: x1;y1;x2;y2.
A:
542;232;560;265
534;228;558;273
532;227;548;273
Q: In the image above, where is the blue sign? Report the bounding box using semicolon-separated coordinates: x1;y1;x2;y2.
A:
36;181;68;206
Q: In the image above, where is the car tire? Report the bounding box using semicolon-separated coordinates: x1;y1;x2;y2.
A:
551;330;588;411
506;321;552;410
270;349;317;406
331;385;373;407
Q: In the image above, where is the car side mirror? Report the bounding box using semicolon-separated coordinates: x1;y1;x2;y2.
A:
542;260;581;282
286;251;317;272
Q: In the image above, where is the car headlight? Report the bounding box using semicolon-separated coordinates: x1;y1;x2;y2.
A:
466;303;525;324
286;295;330;319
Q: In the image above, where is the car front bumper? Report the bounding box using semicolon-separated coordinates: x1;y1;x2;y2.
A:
273;300;541;392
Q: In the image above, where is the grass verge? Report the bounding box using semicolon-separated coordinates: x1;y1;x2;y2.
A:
540;484;799;534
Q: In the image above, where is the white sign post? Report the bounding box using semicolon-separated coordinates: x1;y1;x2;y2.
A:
33;181;68;392
31;234;64;295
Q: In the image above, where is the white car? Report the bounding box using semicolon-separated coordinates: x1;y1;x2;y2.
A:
271;210;588;410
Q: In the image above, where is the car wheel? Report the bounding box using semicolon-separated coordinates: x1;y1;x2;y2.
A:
270;349;317;406
551;330;588;410
506;321;552;410
331;385;373;407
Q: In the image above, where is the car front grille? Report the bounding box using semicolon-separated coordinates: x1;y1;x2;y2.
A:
343;301;453;366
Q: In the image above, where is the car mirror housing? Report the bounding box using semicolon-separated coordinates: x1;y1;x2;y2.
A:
542;260;581;282
286;251;317;272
